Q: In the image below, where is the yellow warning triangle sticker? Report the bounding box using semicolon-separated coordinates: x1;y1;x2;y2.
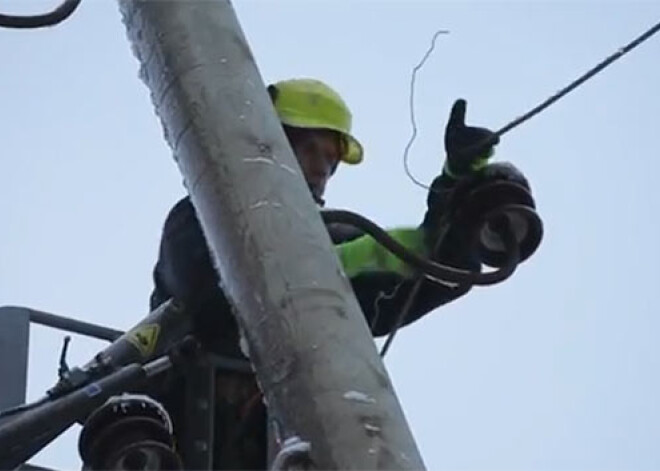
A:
126;323;160;357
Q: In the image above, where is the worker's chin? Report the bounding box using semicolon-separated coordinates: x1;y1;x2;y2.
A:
309;186;326;207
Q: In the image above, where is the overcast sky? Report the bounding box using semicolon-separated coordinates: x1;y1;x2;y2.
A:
1;1;660;469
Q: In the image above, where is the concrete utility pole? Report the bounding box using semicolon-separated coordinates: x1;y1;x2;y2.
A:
118;1;425;469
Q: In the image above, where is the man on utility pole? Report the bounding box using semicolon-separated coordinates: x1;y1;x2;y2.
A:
121;0;540;469
148;82;536;467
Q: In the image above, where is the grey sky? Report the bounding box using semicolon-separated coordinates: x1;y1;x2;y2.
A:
1;0;659;469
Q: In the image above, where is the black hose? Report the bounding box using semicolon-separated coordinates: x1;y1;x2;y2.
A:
0;0;81;29
321;209;520;286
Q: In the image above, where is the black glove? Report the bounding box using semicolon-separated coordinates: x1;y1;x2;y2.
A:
443;99;500;179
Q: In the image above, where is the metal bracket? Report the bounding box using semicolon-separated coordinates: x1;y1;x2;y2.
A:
180;359;216;470
270;436;312;471
0;307;30;413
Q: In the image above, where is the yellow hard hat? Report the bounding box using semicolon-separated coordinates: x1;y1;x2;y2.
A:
269;78;363;165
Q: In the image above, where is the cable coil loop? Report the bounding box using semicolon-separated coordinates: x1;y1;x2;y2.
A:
321;208;521;287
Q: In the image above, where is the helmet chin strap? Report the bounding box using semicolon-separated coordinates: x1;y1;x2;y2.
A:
309;184;325;207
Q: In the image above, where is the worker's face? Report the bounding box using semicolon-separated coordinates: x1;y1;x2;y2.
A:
291;129;342;203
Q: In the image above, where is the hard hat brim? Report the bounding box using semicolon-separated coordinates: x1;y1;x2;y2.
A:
344;136;363;165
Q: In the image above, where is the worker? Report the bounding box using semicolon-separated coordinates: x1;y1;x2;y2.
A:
148;78;533;468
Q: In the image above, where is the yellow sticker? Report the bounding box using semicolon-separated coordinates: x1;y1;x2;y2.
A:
126;324;160;357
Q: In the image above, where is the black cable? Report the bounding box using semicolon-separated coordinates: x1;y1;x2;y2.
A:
0;0;81;29
320;209;519;286
493;19;660;139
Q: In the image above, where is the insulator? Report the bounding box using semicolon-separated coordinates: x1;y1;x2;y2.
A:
459;179;543;268
78;394;181;470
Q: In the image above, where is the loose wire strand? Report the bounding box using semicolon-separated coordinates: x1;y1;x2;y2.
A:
403;29;449;190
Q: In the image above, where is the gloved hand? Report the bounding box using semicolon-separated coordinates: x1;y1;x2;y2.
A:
443;99;500;179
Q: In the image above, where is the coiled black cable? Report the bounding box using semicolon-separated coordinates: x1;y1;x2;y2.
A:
321;207;526;357
320;208;521;287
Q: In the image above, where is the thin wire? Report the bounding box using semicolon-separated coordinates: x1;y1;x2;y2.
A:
379;214;452;357
405;19;660;191
403;29;449;191
370;280;406;333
